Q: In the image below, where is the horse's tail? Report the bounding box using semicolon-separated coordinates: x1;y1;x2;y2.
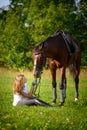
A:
69;63;76;79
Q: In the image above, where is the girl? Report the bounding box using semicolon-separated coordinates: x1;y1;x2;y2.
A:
13;74;51;107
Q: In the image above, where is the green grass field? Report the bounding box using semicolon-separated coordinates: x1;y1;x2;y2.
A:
0;68;87;130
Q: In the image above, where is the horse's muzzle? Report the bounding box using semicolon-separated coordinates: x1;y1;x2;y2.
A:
33;71;42;78
33;71;40;78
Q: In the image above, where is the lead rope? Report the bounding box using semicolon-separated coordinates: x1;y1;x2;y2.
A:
33;77;41;97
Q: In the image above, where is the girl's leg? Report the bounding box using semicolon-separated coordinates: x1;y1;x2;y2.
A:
34;98;52;107
17;98;51;107
17;98;36;106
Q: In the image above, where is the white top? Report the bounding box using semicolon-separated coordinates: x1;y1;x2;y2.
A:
13;83;28;106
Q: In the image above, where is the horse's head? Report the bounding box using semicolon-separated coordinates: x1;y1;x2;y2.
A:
32;44;46;78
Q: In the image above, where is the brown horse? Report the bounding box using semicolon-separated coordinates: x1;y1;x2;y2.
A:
32;30;81;105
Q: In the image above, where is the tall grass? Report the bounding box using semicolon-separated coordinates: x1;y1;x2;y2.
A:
0;68;87;130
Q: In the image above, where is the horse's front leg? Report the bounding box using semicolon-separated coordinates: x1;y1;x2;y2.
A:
60;67;67;105
50;66;57;103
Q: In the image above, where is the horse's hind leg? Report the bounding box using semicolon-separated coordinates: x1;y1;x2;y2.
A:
74;65;80;101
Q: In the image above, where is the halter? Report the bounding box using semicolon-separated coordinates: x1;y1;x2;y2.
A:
33;76;41;97
33;51;46;97
34;51;46;72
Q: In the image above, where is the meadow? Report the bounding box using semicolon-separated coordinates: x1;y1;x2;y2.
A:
0;68;87;130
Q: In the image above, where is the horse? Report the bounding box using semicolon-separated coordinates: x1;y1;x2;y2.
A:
32;30;81;105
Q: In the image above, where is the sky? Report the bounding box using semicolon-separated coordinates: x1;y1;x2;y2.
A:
0;0;10;8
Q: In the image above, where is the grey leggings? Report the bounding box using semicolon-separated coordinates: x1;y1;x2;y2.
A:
17;97;51;107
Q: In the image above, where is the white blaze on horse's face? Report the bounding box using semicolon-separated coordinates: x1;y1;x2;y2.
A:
33;54;42;78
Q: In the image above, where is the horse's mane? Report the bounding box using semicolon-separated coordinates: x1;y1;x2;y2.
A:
34;30;64;55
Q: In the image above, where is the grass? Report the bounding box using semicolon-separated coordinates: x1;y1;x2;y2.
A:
0;68;87;130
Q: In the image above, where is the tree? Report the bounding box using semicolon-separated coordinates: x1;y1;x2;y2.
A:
0;0;87;69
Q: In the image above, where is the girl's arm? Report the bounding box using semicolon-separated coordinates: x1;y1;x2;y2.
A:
20;85;35;98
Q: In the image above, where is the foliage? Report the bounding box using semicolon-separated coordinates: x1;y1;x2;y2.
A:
0;0;87;70
0;68;87;130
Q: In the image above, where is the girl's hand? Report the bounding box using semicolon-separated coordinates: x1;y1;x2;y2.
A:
32;80;37;86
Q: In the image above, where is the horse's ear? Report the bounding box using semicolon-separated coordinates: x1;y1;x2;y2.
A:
38;42;44;51
33;42;44;54
28;45;35;51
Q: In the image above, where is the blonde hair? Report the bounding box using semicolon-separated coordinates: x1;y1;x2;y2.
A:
13;74;27;94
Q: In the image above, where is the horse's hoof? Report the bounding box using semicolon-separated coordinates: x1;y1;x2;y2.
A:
52;100;56;104
59;102;64;106
75;98;78;102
